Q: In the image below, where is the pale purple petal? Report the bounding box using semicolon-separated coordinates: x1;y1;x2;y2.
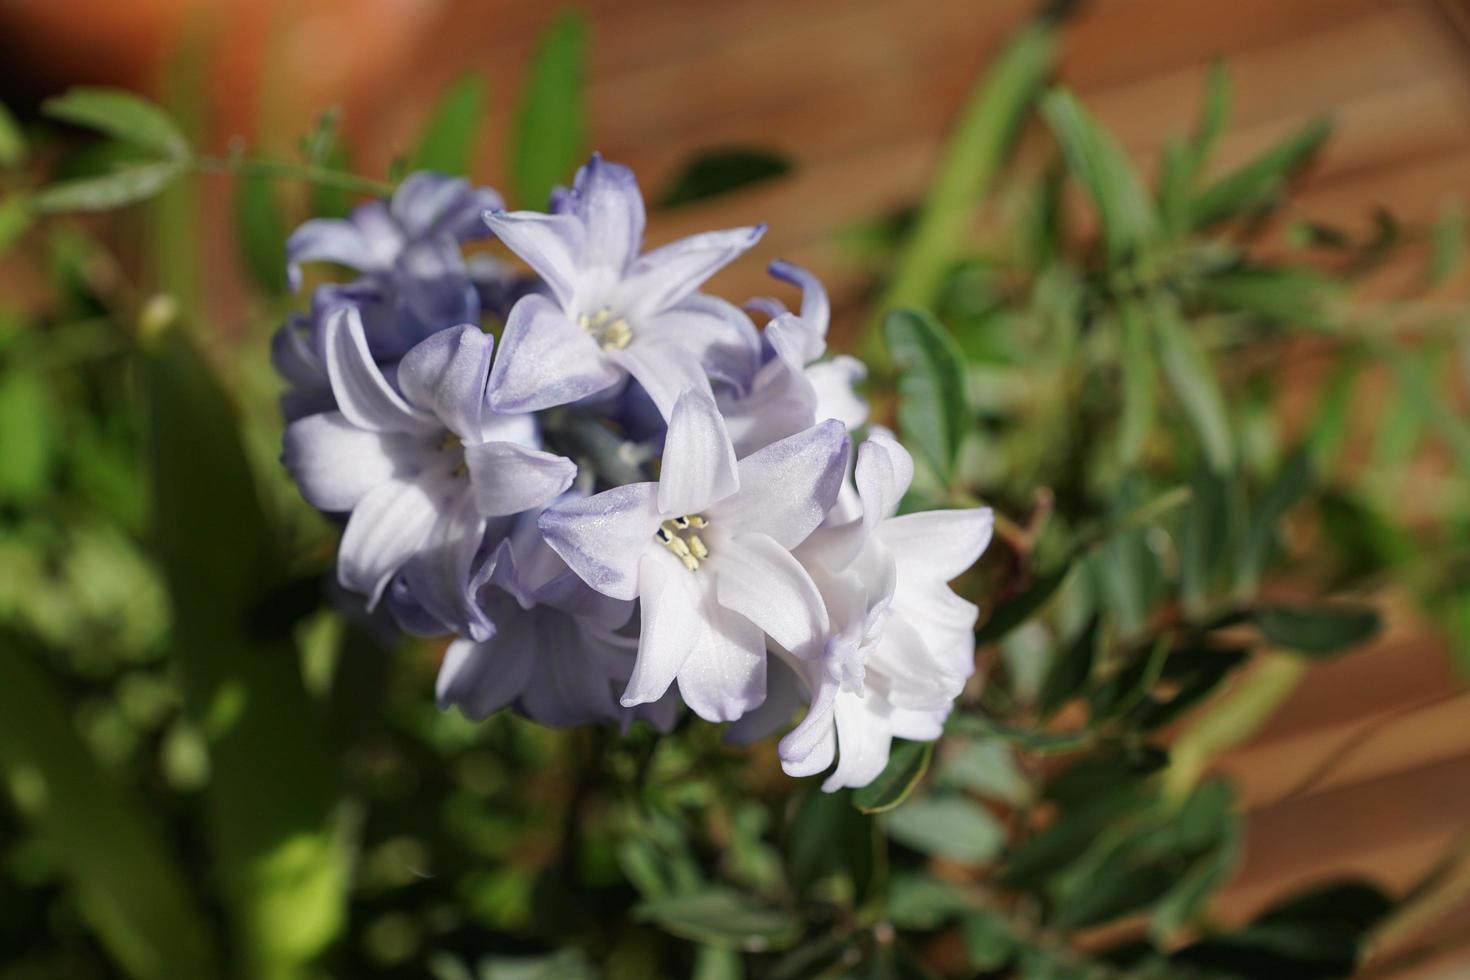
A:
726;656;806;746
765;312;825;369
487;293;621;413
463;442;576;517
282;412;420;512
337;478;443;605
657;388;738;517
397;325;492;439
286;213;390;290
483;210;585;308
571;154;645;275
640;294;762;393
436;635;534;720
617;224;766;320
715;532;829;659
390;172;502;241
768;260;830;337
855;430;915;532
323;308;435;433
607;343;712;421
539;482;661;601
399;491;492;640
712;420;850;549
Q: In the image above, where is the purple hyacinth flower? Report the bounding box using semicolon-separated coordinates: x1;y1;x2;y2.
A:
285;172;504;363
484;154;764;419
282;308;576;629
539;388;848;722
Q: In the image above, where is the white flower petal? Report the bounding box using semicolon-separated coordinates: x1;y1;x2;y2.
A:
715;532;829;660
878;507;994;583
657;388;738;517
463;441;576;517
323;307;434;433
337;478;443;605
606;342;713;421
618;224;766;319
712;419;849;549
283;411;416;512
396;325;492;439
487;293;621;413
855;430;915;532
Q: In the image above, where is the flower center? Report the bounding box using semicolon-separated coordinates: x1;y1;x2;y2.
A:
438;430;468;477
578;307;633;350
655;514;710;571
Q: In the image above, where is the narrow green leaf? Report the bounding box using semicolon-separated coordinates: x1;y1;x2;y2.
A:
43;87;190;159
1157;136;1193;236
941;739;1031;806
876;24;1055;357
1041;88;1157;264
510;11;587;208
1190;117;1331;229
234;174;288;294
1427;198;1465;287
947;714;1092;754
885;795;1006;864
636;890;800;952
1191;62;1232;174
788;789;878;899
659;147;792;208
410;74;488;176
883;307;969;482
1253;603;1381;657
0;636;218;980
1150;296;1234;471
1037;617;1098;720
1194;265;1336;328
0;194;32;255
0;100;26;168
975;566;1070;644
1180;468;1230;611
143;328;348;974
32;160;186;213
0;368;58;505
853;739;934;814
886;873;980;930
1238;449;1314;593
1117;299;1157;465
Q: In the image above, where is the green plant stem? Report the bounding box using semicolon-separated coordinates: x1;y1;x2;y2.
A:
192;156;393;197
1161;652;1307;807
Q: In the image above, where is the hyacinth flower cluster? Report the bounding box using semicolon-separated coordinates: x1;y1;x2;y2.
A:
275;155;994;790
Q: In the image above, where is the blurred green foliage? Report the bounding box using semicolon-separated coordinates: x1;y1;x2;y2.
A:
2;7;1469;980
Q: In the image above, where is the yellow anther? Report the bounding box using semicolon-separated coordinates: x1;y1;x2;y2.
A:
655;514;711;571
687;514;708;529
688;534;708;560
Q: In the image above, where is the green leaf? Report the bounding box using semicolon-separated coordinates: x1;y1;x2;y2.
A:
788;789;877;900
32;160;186;213
1150;295;1233;471
885;874;980;930
1252;603;1380;657
143;328;348;974
234;174;287;294
884;307;969;482
410;74;488;176
636;889;801;952
0;368;58;506
0;100;26;168
1238;449;1314;593
1190;117;1331;229
0;193;32;255
941;739;1031;806
510;11;587;208
0;636;218;980
1116;299;1157;465
975;566;1071;644
962;911;1016;971
885;795;1006;864
1427;198;1465;287
1191;62;1232;175
43;87;190;159
659;147;792;208
1037;617;1097;720
853;739;934;814
1041;88;1157;264
1172;880;1391;978
1179;469;1232;612
1194;265;1336;328
877;24;1054;345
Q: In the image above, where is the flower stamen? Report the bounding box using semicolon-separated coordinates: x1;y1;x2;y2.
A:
656;515;710;571
578;307;633;351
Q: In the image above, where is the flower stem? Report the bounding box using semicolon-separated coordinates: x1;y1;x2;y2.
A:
192;155;393;197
